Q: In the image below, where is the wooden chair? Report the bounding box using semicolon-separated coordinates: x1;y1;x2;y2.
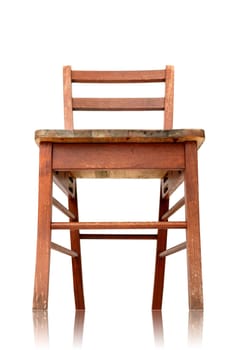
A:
33;65;204;310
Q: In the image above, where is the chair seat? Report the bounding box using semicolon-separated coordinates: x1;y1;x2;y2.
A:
35;129;204;179
35;129;205;148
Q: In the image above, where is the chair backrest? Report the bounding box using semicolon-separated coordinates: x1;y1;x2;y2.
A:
63;65;174;130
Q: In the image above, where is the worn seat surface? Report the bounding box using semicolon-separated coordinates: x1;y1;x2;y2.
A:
35;128;204;147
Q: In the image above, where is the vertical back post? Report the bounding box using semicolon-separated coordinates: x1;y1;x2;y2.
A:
164;65;174;129
63;66;74;130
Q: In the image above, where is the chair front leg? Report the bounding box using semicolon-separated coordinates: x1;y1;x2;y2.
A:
33;143;53;310
184;142;203;310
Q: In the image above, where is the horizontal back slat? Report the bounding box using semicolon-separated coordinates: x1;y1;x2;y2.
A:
71;70;166;83
72;97;165;111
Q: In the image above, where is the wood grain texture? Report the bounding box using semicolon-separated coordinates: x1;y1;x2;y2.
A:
184;142;203;310
52;197;75;219
63;66;73;129
51;242;78;257
162;170;184;198
35;129;205;149
52;143;185;171
71;69;166;83
72;97;165;111
159;241;186;257
164;65;174;129
51;221;187;230
53;171;75;197
33;143;53;310
69;169;168;179
68;183;85;309
161;197;185;220
152;186;169;309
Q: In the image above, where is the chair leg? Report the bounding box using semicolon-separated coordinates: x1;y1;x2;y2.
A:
68;181;85;309
152;184;169;309
184;142;203;310
33;143;53;310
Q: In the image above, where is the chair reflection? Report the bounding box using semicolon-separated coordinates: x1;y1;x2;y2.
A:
152;310;203;347
188;311;203;346
73;311;85;347
33;309;203;348
33;311;49;347
32;310;85;348
152;311;164;346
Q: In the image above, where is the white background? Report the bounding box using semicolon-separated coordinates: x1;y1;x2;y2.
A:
0;0;232;349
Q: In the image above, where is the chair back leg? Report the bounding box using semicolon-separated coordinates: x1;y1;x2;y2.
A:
152;185;169;309
68;182;85;309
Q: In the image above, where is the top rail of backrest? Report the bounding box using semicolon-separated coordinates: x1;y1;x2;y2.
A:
70;70;166;83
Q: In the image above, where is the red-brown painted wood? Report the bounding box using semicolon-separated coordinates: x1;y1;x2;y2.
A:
68;182;85;309
184;142;203;309
79;234;158;239
164;65;174;129
63;65;73;129
51;221;187;230
52;143;185;171
152;185;169;309
71;69;166;83
72;97;165;111
33;143;53;310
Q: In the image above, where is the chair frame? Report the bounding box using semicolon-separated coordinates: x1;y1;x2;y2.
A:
33;66;204;310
